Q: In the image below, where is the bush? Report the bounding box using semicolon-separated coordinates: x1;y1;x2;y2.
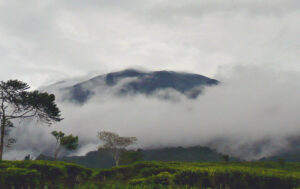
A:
173;168;299;189
2;160;300;189
0;160;92;189
139;167;176;177
0;168;40;188
129;172;173;186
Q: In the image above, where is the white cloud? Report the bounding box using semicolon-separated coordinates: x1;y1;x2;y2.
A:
0;0;299;88
1;0;300;160
4;66;300;160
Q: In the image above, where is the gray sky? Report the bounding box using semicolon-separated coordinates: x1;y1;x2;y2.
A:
4;65;300;160
1;0;300;160
0;0;299;88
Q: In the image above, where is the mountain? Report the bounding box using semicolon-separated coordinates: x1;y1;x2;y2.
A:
141;146;229;162
53;69;219;103
260;151;300;162
36;146;235;168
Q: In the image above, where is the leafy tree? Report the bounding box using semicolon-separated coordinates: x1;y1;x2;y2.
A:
52;131;79;160
0;80;62;160
98;131;137;166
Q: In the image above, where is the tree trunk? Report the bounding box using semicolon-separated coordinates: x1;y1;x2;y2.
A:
0;115;6;161
113;149;120;166
54;145;61;160
115;156;119;166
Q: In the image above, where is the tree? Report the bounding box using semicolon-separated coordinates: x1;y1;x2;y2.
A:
3;120;16;148
24;154;32;160
0;80;62;160
52;131;79;160
98;131;137;166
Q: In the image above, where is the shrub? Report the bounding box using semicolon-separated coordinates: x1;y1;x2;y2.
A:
139;167;176;177
0;168;40;188
0;160;92;189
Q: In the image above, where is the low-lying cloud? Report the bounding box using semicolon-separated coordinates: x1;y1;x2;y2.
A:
4;66;300;160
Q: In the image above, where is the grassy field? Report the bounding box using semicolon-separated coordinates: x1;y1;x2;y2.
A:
1;160;300;188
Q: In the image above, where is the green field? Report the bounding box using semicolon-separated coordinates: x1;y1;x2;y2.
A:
1;160;300;189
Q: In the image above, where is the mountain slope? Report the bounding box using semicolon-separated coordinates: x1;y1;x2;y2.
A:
37;146;232;168
55;69;219;103
260;151;300;162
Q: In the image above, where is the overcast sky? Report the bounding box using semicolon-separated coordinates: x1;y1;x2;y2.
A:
1;0;300;160
0;0;299;88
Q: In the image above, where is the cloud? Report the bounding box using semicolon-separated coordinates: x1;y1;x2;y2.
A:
4;66;300;160
0;0;299;88
1;1;299;160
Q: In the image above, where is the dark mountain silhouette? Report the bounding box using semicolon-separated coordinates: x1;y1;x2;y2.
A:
36;146;235;168
58;69;219;103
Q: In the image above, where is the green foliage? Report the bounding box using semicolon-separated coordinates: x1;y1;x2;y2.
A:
39;146;229;169
129;171;174;186
221;155;230;163
61;134;79;150
52;131;65;141
278;158;285;168
0;79;62;160
61;149;115;168
0;160;91;189
120;150;143;165
23;90;63;122
2;160;300;188
52;130;79;160
142;146;224;162
139;167;176;177
93;161;300;189
0;168;40;188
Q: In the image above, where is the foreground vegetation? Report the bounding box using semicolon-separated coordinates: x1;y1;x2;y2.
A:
2;160;300;189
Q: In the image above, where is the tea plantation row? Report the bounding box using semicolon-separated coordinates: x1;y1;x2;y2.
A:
1;160;300;188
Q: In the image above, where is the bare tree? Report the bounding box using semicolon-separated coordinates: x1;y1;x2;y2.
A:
0;80;62;160
98;131;137;166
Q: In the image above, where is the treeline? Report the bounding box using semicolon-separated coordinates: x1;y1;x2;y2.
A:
37;146;234;169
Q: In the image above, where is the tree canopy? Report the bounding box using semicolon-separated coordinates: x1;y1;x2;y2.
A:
0;79;62;160
52;131;78;160
98;131;137;166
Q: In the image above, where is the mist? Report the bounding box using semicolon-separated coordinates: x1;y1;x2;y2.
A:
3;66;300;160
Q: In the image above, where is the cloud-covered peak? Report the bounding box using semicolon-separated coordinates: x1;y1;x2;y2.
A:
50;69;219;103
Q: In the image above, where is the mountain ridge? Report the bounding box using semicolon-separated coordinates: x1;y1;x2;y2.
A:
37;145;235;168
52;69;219;103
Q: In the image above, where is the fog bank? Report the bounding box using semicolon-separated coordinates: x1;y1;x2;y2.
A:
4;66;300;160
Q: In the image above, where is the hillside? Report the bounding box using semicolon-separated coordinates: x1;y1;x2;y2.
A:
260;151;300;162
51;69;219;103
2;160;300;189
37;146;233;168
